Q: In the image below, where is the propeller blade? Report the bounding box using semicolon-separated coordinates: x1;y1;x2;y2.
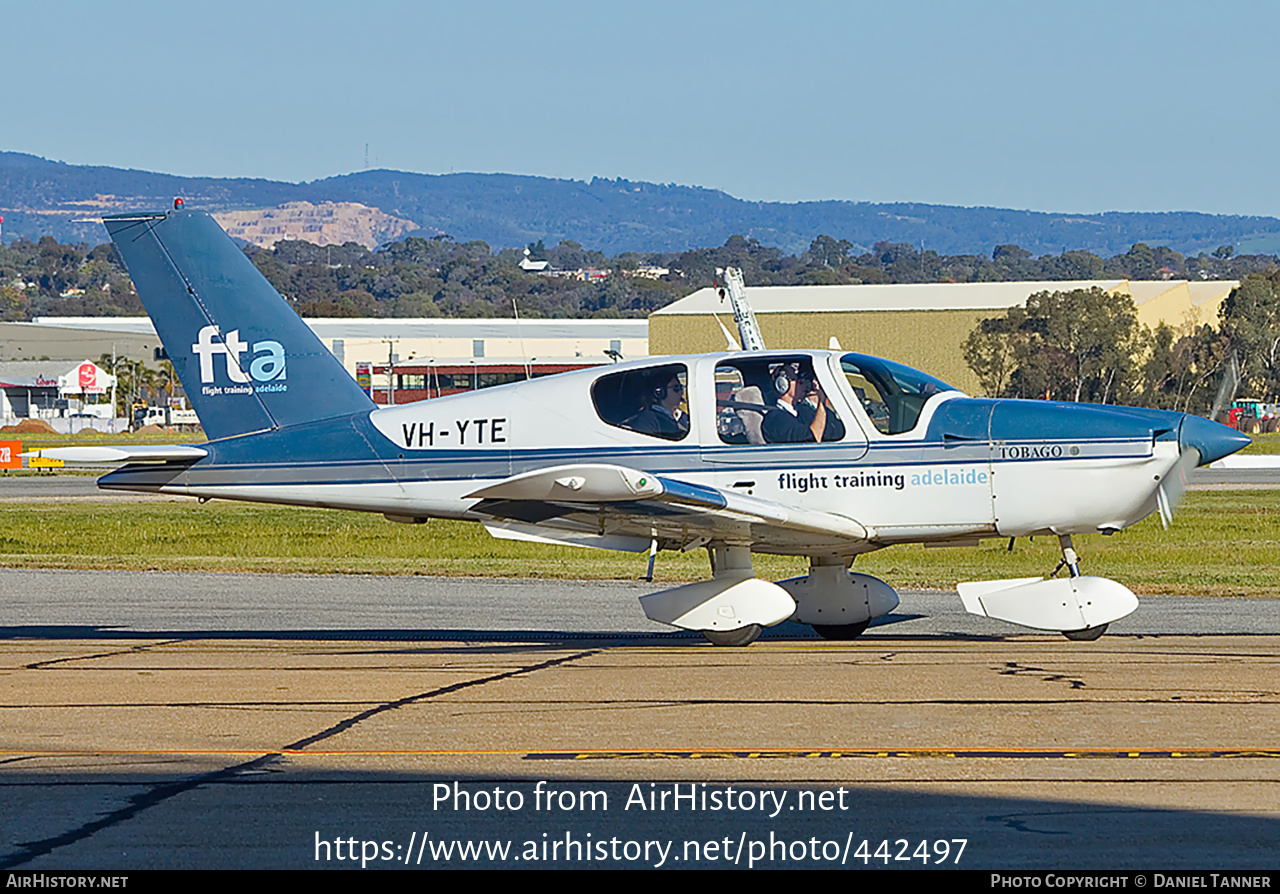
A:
1208;352;1240;422
1156;446;1200;529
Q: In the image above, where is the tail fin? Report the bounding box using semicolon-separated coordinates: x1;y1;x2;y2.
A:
104;210;375;440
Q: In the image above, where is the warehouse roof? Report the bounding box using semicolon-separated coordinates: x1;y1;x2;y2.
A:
28;317;649;339
653;279;1236;315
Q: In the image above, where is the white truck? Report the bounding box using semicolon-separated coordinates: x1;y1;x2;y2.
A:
132;405;201;430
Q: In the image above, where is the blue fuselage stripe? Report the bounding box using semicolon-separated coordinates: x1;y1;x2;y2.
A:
106;437;1157;489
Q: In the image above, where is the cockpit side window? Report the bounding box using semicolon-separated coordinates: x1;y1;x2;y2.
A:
591;363;690;441
715;358;845;444
841;353;957;434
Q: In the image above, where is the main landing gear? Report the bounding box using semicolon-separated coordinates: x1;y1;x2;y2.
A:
703;624;764;647
811;621;871;641
779;556;899;642
637;546;899;646
637;543;796;647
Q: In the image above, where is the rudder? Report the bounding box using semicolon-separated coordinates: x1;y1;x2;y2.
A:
104;210;374;439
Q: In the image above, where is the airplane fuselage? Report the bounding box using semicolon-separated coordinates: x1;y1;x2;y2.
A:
101;349;1210;558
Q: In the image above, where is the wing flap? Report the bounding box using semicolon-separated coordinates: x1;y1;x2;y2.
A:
482;521;652;552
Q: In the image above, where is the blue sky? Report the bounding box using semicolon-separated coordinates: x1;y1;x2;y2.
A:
4;0;1277;215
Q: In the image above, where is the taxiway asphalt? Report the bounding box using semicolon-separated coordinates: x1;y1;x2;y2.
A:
1;569;1278;870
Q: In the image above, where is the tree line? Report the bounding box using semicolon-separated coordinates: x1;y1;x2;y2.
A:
963;272;1280;412
5;230;1279;412
3;231;1272;324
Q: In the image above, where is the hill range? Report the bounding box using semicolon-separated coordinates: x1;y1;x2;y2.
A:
4;150;1280;257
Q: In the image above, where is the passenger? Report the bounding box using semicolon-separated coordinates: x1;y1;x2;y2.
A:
762;363;845;443
624;372;689;439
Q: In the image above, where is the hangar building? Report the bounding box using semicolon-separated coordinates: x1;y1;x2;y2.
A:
649;279;1238;395
0;317;648;414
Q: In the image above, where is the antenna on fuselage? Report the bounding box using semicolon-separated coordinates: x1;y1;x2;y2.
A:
714;267;765;351
513;299;531;380
714;316;742;350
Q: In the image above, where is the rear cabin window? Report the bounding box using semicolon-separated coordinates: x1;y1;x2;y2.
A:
591;364;690;441
840;353;956;435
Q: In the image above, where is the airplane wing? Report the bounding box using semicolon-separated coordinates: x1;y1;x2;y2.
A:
464;464;874;555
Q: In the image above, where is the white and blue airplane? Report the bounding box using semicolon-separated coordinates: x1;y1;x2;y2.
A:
40;208;1251;645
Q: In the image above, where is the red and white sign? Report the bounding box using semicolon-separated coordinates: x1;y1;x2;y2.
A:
57;360;115;395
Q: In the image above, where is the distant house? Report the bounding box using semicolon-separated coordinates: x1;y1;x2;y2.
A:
518;248;549;272
623;265;670;279
517;249;612;280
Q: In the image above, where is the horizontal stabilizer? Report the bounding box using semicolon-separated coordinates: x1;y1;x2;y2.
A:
22;445;207;464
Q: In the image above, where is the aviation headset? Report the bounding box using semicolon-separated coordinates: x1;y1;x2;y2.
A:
773;363;810;396
651;373;681;403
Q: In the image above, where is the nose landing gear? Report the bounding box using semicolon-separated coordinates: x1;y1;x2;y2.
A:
1054;534;1108;642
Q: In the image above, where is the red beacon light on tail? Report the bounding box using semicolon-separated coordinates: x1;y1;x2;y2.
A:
173;198;184;210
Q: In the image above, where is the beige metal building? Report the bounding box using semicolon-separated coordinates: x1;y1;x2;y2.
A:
649;280;1238;395
0;321;166;367
4;317;648;376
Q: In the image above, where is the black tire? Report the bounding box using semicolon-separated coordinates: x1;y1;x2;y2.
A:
703;624;763;646
1062;624;1108;642
812;621;871;641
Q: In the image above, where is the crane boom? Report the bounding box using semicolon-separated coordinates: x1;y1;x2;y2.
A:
715;266;766;351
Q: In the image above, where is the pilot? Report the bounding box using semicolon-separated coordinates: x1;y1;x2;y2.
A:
762;362;845;444
624;371;689;439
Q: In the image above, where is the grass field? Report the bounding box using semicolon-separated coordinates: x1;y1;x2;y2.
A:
1;430;207;451
1244;432;1280;454
0;491;1275;596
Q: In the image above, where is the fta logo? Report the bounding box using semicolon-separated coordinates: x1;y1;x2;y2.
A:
192;325;286;384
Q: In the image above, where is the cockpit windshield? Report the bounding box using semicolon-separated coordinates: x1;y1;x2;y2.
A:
840;353;957;435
